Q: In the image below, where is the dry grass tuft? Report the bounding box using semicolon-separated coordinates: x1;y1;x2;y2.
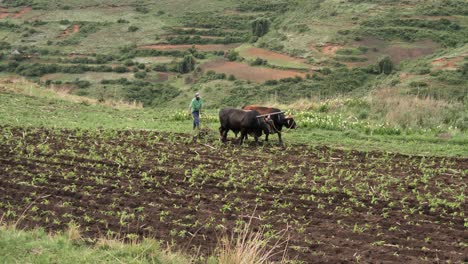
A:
66;222;82;241
217;215;289;264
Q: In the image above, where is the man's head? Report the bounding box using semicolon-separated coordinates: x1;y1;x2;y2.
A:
195;92;200;99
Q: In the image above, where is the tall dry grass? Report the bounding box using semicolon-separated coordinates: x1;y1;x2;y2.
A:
369;88;460;129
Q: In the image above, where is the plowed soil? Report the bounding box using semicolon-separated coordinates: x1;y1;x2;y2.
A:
201;59;306;82
0;126;466;263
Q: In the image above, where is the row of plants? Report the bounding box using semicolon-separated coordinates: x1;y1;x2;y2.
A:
0;125;465;262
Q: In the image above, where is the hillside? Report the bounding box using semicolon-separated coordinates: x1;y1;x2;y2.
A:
0;1;467;263
0;0;466;108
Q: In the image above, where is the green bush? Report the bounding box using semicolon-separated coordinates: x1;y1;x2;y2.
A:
251;18;271;37
378;56;393;74
128;26;139;32
177;55;196;73
134;71;147;79
114;66;129;73
226;50;239;61
250;57;267;66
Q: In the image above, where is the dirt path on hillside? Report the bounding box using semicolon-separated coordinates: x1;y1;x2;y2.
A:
11;7;32;19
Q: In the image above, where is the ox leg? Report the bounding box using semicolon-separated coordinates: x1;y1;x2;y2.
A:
278;132;283;144
219;127;228;142
239;130;247;145
222;129;228;142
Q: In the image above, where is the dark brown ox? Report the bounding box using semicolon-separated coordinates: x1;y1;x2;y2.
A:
219;108;271;145
242;105;297;143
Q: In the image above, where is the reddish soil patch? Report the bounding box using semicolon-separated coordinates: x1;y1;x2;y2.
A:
201;59;307;82
59;25;80;38
139;43;241;52
321;44;343;55
0;126;466;263
72;24;80;33
431;56;466;70
0;13;10;19
242;47;305;64
11;7;32;19
399;72;417;80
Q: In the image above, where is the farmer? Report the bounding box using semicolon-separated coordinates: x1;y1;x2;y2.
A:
188;92;203;130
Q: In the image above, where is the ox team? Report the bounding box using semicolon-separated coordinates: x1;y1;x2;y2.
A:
189;92;297;145
219;106;297;145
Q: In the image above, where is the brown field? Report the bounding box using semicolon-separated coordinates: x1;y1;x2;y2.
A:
201;59;307;82
241;47;306;64
0;126;466;263
318;38;443;67
139;44;241;52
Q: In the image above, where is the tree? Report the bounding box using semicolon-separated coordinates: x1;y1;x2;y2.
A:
251;18;270;37
226;50;239;61
177;55;196;73
378;56;393;74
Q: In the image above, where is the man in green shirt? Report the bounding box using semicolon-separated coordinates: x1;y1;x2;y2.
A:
188;92;203;130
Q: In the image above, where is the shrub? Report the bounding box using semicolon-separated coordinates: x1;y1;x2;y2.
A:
409;81;428;87
251;18;270;37
226;50;239;61
378;56;393;74
134;71;147;79
135;6;149;14
177;55;196;73
0;41;11;50
128;26;139;32
264;79;278;85
250;57;267;66
114;66;129;73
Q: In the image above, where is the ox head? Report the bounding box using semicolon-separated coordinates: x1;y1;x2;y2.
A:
284;115;297;129
257;116;274;136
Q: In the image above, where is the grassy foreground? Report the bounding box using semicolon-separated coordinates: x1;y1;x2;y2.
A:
0;224;190;264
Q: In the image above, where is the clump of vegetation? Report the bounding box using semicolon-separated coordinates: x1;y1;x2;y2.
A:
251;18;271;37
378;56;394;74
177;55;196;73
250;57;268;66
226;50;239;61
128;25;139;32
